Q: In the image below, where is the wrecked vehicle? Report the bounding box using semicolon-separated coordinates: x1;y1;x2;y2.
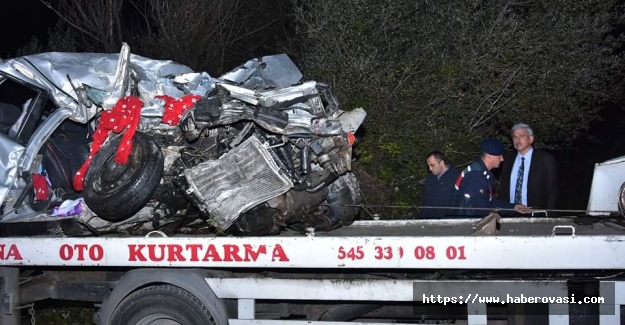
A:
0;43;366;236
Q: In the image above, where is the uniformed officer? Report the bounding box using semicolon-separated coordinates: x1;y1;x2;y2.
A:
454;138;531;217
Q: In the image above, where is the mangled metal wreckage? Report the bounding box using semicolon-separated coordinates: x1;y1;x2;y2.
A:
0;44;366;236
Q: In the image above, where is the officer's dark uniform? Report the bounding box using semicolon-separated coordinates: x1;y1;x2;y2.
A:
454;139;516;217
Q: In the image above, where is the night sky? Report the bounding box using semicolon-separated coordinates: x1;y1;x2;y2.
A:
1;0;57;58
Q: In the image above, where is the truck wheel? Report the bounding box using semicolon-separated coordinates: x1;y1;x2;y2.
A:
83;132;164;222
109;284;218;325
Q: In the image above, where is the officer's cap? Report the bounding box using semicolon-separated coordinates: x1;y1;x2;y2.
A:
481;138;505;156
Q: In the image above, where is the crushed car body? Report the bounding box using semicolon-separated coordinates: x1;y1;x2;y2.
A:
0;43;366;237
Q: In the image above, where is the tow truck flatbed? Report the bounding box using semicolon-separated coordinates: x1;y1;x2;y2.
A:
312;217;624;237
0;216;624;325
0;217;623;270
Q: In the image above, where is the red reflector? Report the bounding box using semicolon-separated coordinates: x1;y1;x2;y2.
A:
347;132;356;145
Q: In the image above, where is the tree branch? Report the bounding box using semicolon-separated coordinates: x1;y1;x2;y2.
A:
40;0;106;46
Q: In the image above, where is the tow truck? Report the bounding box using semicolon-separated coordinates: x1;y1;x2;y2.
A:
0;154;624;325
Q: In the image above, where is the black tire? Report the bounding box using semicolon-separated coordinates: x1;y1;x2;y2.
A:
619;182;625;214
109;284;218;325
326;172;362;227
83;132;164;222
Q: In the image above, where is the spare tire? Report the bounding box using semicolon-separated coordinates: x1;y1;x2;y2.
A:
83;132;164;222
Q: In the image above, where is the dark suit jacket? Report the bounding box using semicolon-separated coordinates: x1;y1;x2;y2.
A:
498;148;557;209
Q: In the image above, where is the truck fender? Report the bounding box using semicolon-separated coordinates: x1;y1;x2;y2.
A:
96;268;231;325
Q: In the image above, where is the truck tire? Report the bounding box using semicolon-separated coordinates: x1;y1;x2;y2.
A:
83;132;164;222
108;284;218;325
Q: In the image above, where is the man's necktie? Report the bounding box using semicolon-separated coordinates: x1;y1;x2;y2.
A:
514;157;525;204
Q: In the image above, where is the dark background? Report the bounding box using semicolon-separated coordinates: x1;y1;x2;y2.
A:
0;1;56;58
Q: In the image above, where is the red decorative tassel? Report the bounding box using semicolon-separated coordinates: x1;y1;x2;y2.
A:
33;173;49;201
73;96;144;191
156;94;202;126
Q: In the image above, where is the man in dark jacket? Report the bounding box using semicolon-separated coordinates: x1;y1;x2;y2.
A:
455;138;531;217
419;151;460;218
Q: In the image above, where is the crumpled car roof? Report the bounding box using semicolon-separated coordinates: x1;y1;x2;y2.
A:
0;43;304;124
0;47;194;123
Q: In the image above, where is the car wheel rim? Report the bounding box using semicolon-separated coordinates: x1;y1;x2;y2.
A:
92;145;143;194
135;314;183;325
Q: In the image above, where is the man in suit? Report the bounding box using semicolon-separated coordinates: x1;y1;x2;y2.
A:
419;151;460;218
498;123;558;210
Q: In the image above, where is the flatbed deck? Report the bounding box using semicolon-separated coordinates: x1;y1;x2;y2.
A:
3;214;623;238
1;216;625;325
0;216;624;270
309;216;625;237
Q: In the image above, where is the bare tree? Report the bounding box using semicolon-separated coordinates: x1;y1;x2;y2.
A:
40;0;124;52
40;0;288;74
134;0;287;73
